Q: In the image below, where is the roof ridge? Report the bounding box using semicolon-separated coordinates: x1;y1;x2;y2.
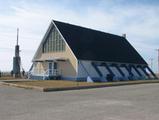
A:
52;19;124;39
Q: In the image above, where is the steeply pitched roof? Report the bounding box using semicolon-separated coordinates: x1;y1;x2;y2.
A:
53;20;147;65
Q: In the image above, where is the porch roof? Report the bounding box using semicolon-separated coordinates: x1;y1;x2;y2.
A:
33;57;68;62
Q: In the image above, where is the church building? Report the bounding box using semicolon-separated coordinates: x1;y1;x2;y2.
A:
29;20;157;81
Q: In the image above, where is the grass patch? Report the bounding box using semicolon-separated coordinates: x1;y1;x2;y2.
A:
9;80;102;88
8;79;159;89
0;76;18;80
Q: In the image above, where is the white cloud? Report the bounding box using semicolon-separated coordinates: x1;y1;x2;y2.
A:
0;0;158;72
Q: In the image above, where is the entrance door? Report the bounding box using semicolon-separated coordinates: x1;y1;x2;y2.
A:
49;62;53;76
48;62;57;76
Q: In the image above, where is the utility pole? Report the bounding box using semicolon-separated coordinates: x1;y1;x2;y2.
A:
157;49;159;73
156;49;159;74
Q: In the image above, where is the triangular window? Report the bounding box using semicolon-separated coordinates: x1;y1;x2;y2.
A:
43;26;65;53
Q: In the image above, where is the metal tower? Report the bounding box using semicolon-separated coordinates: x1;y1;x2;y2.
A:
12;28;21;77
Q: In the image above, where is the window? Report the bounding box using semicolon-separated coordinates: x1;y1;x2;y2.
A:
43;26;66;53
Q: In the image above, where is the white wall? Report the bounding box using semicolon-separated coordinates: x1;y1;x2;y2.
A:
131;67;140;78
98;66;109;76
78;60;99;78
137;67;146;77
77;61;88;77
78;60;126;79
120;67;129;77
77;60;147;80
110;67;122;78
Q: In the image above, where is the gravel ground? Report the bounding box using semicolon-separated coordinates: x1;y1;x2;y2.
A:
0;83;159;120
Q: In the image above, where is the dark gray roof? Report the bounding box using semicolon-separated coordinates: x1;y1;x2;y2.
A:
53;20;147;65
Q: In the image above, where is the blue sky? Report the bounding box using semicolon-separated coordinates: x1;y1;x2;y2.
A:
0;0;159;72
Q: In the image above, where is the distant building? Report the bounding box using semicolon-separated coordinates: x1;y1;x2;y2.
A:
29;20;157;81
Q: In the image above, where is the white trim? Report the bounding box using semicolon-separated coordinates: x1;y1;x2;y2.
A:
52;20;78;73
